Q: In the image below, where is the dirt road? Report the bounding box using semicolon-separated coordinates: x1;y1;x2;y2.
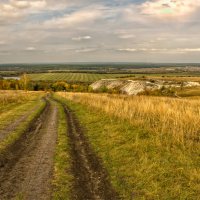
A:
0;98;58;200
0;96;119;200
63;104;119;200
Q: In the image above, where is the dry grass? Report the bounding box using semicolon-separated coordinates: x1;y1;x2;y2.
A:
0;90;43;107
55;93;200;199
58;92;200;147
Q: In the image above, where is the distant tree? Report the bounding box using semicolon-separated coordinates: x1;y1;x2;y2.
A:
33;83;40;91
51;82;70;91
99;86;108;93
88;86;94;93
20;73;30;91
71;84;79;91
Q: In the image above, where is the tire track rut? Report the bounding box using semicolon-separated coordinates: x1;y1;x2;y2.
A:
63;104;119;200
0;97;58;200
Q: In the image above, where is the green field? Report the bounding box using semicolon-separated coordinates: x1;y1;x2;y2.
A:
28;72;200;83
28;73;132;82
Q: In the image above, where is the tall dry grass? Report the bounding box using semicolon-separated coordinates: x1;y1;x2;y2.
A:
58;92;200;146
0;90;41;106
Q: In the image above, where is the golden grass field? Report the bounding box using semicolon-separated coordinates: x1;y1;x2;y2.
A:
58;92;200;147
0;90;43;107
0;91;46;152
56;92;200;199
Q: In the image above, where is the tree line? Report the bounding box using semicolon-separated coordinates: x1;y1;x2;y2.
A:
0;74;90;92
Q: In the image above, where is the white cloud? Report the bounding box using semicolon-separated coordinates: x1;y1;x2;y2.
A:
140;48;168;52
72;36;92;41
177;48;200;52
118;48;164;52
117;47;200;54
141;0;200;18
10;0;46;9
75;48;96;53
10;0;30;9
117;48;137;52
118;34;135;39
26;46;36;51
29;0;46;9
0;0;47;23
44;7;103;28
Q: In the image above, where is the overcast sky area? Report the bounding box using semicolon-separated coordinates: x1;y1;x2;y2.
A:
1;0;200;63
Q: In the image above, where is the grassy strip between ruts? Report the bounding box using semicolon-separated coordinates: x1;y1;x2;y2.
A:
52;100;72;200
54;94;200;200
0;98;46;154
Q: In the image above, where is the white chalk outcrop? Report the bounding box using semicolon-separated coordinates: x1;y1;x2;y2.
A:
90;79;200;95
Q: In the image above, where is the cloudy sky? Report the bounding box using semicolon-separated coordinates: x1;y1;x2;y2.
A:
1;0;200;63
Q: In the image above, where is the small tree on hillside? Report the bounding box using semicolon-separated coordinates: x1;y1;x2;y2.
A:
20;73;30;91
51;82;70;91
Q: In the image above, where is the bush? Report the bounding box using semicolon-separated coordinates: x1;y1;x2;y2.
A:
51;82;70;92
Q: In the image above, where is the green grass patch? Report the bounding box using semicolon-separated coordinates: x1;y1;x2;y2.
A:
0;102;28;115
0;99;46;153
52;100;72;200
0;99;43;130
0;92;45;129
55;94;200;200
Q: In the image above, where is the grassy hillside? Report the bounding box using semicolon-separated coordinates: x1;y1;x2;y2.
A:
58;93;200;145
56;92;200;199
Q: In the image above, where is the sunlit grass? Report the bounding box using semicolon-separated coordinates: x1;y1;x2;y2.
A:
0;90;44;112
0;99;46;153
58;92;200;147
0;90;46;153
55;93;200;199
